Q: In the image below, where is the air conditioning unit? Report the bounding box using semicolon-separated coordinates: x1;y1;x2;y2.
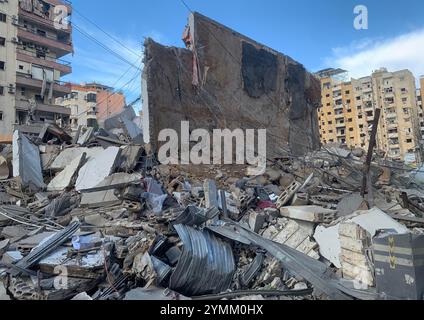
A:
8;84;15;94
11;37;19;44
11;16;19;26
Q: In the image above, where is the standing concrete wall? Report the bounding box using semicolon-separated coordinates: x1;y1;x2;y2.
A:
142;12;321;159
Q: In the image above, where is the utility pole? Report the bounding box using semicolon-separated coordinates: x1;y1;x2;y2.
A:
361;108;381;199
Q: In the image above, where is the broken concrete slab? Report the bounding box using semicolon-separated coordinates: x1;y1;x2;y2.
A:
264;219;320;259
337;193;366;217
0;156;9;180
77;127;94;146
248;211;266;233
50;147;104;171
12;130;45;190
47;153;87;192
314;208;410;268
80;190;121;208
204;179;219;209
75;147;121;192
79;173;142;193
0;282;10;301
280;206;337;223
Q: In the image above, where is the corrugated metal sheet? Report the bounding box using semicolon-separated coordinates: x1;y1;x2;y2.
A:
169;224;235;296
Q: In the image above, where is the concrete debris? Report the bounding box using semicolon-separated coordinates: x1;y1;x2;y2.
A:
280;206;337;223
12;130;45;191
75;147;121;192
47;153;87;192
1;12;424;301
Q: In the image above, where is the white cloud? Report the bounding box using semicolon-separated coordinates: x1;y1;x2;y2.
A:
324;29;424;82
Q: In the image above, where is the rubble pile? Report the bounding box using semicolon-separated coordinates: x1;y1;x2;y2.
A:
1;120;424;301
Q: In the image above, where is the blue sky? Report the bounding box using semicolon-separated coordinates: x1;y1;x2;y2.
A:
64;0;424;112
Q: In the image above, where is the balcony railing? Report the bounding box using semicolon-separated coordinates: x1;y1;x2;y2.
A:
17;27;72;57
16;73;71;96
16;51;71;76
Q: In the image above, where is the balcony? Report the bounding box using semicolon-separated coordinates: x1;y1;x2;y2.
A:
334;113;344;119
387;122;398;129
17;52;71;76
388;132;399;139
367;116;375;122
16;74;71;97
386;112;397;119
18;8;72;34
335;122;346;128
16;100;71;116
17;28;72;58
334;104;343;111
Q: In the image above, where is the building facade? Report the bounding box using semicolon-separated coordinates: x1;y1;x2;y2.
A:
58;82;126;131
317;68;421;162
0;0;72;141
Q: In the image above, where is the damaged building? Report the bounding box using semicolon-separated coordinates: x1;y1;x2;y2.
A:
142;12;321;159
2;12;424;302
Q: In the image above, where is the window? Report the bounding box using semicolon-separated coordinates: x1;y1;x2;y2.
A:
0;61;4;70
36;51;46;59
0;86;3;95
37;29;46;37
327;112;332;116
0;37;5;46
86;93;97;103
326;94;330;98
345;90;350;95
346;99;351;104
406;139;413;143
0;13;6;23
0;111;3;121
348;118;353;122
328;121;333;125
326;103;330;106
349;128;354;132
19;65;24;70
402;98;407;103
356;96;361;101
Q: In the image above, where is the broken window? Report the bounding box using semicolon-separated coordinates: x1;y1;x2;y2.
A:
241;42;278;98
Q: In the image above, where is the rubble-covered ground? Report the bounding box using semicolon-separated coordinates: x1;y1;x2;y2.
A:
1;121;424;301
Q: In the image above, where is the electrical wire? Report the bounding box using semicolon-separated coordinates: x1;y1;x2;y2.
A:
63;0;141;59
71;22;141;70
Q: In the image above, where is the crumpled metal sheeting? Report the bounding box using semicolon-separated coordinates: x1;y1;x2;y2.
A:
169;224;235;297
171;206;219;227
207;221;354;300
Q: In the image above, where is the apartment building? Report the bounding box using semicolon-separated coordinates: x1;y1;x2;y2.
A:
417;88;424;140
317;68;421;162
0;0;72;141
58;82;126;131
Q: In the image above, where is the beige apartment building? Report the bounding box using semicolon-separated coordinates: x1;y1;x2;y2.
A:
58;82;126;131
317;68;422;163
0;0;72;142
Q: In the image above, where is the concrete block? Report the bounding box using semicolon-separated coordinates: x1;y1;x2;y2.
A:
280;206;337;223
248;211;266;233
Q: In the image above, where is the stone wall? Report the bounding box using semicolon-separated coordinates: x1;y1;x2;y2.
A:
142;12;321;159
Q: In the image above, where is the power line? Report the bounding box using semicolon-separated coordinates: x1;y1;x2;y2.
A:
64;0;141;59
71;22;141;70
